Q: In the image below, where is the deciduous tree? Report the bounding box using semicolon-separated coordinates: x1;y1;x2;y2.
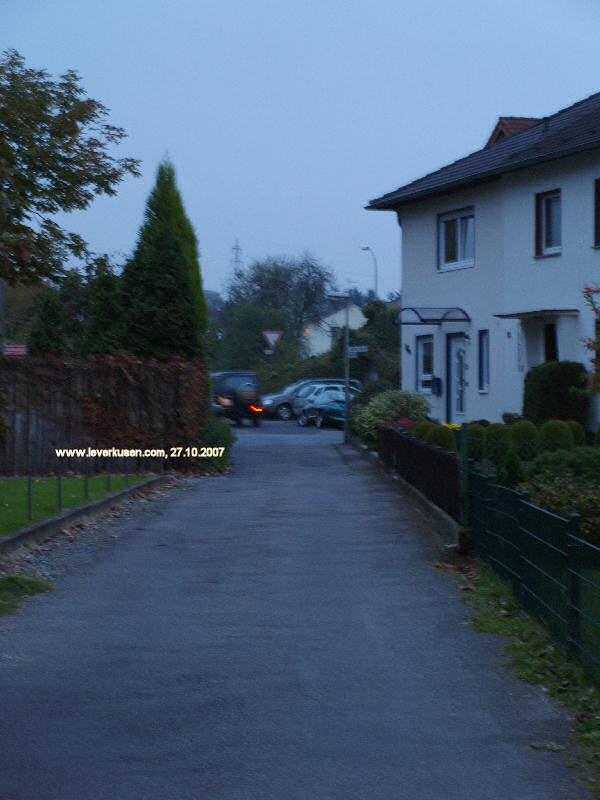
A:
0;49;140;285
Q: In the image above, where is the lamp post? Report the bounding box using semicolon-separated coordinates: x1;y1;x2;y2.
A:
327;291;351;444
360;246;379;298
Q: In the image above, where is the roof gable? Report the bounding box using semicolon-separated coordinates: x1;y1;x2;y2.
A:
369;91;600;210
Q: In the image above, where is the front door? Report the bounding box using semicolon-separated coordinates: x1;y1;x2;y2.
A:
447;335;467;424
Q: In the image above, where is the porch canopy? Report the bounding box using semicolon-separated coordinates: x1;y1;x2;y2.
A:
494;308;579;320
398;306;471;325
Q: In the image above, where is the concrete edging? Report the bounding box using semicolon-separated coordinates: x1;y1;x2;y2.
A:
0;475;173;556
349;437;459;554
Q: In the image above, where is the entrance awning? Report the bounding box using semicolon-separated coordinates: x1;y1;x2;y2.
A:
494;308;579;320
398;307;471;325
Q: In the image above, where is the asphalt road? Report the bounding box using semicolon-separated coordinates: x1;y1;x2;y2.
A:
0;422;589;799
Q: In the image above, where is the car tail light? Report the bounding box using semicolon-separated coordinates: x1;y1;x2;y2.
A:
249;404;264;413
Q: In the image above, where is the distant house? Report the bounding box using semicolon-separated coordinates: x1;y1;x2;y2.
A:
368;93;600;427
302;304;366;358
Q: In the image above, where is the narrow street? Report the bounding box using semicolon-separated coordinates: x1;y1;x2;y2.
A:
0;423;588;799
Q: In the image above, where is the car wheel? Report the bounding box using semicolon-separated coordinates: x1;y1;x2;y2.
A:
315;412;324;429
277;403;293;421
297;412;308;427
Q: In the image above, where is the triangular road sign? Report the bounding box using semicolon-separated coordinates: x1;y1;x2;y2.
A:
262;330;283;350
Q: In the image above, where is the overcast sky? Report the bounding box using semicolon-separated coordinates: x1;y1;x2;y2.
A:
3;0;600;297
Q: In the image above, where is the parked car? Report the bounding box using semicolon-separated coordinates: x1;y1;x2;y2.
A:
290;378;362;418
261;380;313;421
263;377;363;420
297;385;360;427
211;371;264;426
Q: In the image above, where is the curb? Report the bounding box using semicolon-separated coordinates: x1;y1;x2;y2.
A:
348;437;459;555
0;475;174;556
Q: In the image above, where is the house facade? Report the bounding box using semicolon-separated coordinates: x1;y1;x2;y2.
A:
302;304;366;357
369;99;600;427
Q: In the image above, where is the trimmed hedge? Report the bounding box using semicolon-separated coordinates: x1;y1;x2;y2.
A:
497;447;525;487
412;420;435;440
539;419;574;453
509;420;539;460
467;423;486;460
523;360;589;426
485;423;511;465
529;446;600;481
424;424;458;453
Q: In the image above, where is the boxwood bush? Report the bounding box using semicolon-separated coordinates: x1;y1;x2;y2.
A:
485;423;511;465
424;424;457;453
528;446;600;481
523;360;589;426
508;420;539;460
539;419;574;453
467;423;486;460
411;420;436;440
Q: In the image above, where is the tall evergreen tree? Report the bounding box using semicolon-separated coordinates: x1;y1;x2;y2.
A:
122;160;207;358
27;291;69;355
82;259;124;355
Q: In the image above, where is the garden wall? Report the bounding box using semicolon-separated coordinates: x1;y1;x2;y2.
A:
0;355;209;475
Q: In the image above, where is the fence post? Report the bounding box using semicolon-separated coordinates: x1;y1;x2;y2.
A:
459;425;469;527
566;512;582;657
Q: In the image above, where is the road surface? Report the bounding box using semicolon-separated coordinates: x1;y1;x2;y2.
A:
0;422;589;799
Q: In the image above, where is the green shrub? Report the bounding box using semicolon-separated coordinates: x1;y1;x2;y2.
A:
529;447;600;481
508;420;539;461
412;420;435;440
467;423;486;460
201;415;235;472
497;447;525;487
525;473;600;545
539;419;574;453
424;424;458;453
485;423;511;465
353;390;429;446
566;419;586;446
358;379;394;406
523;361;589;426
595;426;600;447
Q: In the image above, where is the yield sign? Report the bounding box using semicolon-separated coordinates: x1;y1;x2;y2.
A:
262;330;283;350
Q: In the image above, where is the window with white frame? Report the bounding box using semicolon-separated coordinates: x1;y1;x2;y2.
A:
438;208;475;270
535;190;561;256
478;329;490;392
416;335;434;393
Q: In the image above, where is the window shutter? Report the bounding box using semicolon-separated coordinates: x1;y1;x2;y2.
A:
595;179;600;247
535;192;543;256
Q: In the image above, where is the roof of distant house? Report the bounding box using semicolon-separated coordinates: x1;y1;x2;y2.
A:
368;91;600;211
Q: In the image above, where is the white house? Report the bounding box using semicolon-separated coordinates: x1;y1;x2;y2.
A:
368;97;600;427
302;304;366;357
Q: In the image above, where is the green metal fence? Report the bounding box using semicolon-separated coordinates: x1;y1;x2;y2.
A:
470;470;600;682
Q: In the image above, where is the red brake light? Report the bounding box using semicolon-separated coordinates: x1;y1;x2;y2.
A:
249;404;263;413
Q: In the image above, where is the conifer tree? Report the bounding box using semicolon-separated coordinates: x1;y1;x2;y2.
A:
82;259;124;355
122;160;207;358
27;292;69;355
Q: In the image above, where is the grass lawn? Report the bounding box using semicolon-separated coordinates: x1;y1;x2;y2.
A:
0;474;151;538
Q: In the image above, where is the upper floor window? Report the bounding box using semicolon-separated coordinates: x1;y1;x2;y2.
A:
535;189;561;256
438;208;475;271
416;335;434;393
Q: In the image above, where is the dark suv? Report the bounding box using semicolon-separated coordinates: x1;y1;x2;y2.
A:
211;372;263;426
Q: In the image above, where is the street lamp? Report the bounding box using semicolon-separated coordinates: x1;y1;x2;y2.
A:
360;246;379;298
327;291;351;445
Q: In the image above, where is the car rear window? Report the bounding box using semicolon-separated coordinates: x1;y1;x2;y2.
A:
219;375;258;391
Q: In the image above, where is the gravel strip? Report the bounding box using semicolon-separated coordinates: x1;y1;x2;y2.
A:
0;475;195;583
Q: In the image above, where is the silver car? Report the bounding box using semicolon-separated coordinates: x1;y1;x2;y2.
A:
263;378;362;420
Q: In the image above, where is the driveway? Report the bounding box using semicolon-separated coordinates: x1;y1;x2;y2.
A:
0;422;589;799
